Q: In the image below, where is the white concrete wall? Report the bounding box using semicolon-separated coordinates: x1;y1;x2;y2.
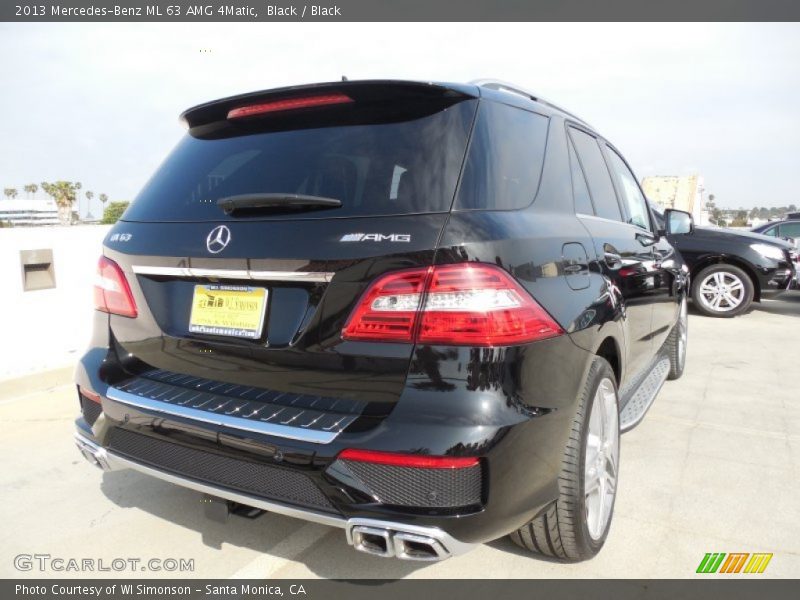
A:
0;225;111;380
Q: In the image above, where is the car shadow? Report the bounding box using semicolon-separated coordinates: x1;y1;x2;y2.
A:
687;293;800;319
750;292;800;318
99;469;429;579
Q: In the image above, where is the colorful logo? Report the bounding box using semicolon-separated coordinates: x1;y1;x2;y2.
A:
696;552;773;574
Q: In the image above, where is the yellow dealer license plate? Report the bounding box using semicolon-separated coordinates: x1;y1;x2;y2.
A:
189;285;267;339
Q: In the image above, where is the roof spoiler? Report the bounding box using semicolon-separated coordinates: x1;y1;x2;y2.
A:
180;80;479;129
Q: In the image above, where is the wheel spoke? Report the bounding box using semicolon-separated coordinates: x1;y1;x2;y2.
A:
585;433;601;464
599;393;608;440
605;451;618;479
585;473;601;495
723;292;737;305
595;478;606;532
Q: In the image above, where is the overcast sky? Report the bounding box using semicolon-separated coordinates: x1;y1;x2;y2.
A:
1;22;798;215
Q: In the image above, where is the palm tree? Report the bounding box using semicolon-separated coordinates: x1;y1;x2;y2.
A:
84;190;94;219
3;188;18;200
40;181;82;225
24;184;37;198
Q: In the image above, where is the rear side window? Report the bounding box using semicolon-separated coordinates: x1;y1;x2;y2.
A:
568;128;622;222
567;136;594;215
122;99;477;222
455;102;549;210
604;146;651;231
780;222;800;238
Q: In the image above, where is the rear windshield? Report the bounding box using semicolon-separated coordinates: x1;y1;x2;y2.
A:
123;99;477;222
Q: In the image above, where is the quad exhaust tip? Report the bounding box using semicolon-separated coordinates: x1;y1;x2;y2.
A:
349;525;450;561
75;434;111;471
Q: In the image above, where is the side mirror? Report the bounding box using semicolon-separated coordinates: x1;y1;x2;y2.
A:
665;209;693;235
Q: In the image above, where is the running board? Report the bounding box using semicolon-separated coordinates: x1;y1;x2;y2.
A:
619;357;670;432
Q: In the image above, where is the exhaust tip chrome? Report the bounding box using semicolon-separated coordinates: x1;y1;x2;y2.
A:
74;433;111;471
351;526;394;558
346;519;474;561
393;532;448;561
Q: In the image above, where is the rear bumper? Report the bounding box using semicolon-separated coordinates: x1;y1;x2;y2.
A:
74;430;475;561
74;332;593;556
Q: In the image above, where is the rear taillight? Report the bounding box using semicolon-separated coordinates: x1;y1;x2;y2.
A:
342;263;563;346
338;448;479;469
227;93;353;119
94;256;137;318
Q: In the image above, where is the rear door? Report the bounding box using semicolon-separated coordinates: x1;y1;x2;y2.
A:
104;83;478;419
567;125;655;382
602;143;677;349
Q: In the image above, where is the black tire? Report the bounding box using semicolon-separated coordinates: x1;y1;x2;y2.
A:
665;296;688;380
509;356;620;561
691;263;754;318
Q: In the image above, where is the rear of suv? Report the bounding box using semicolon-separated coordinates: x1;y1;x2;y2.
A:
75;79;689;562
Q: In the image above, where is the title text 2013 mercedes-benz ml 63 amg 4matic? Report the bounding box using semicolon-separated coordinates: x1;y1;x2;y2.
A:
75;79;691;562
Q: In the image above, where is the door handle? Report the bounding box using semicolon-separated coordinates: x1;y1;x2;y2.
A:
604;251;623;269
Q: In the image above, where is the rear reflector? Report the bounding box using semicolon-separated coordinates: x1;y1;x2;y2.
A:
227;93;353;119
338;449;479;469
79;386;101;404
342;263;563;346
94;256;137;318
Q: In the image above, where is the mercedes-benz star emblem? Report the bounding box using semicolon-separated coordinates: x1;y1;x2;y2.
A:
206;225;231;254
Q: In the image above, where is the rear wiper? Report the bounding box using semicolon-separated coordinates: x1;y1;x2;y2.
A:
217;193;342;215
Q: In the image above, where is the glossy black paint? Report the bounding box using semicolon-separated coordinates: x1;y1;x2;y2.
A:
664;226;795;300
75;80;689;545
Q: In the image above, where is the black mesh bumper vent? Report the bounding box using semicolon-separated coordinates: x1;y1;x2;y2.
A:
334;460;482;508
81;397;102;426
107;428;337;513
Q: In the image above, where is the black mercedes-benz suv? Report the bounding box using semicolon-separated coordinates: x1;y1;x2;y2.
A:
652;208;796;317
74;79;690;562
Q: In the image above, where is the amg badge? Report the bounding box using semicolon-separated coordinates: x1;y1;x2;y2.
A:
340;233;411;243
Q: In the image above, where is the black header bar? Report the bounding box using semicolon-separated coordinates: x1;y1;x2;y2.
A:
3;0;800;22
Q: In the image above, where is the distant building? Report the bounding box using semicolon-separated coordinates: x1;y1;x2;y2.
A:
641;175;706;223
0;199;60;226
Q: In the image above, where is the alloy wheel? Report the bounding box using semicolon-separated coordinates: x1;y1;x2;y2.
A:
584;378;619;541
698;271;745;313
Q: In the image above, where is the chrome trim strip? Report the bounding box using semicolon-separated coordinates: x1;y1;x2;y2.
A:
132;265;333;283
249;270;333;282
105;387;339;444
471;78;594;129
73;432;346;529
75;431;477;559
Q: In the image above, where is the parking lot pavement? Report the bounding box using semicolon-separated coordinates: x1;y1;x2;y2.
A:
1;294;798;579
